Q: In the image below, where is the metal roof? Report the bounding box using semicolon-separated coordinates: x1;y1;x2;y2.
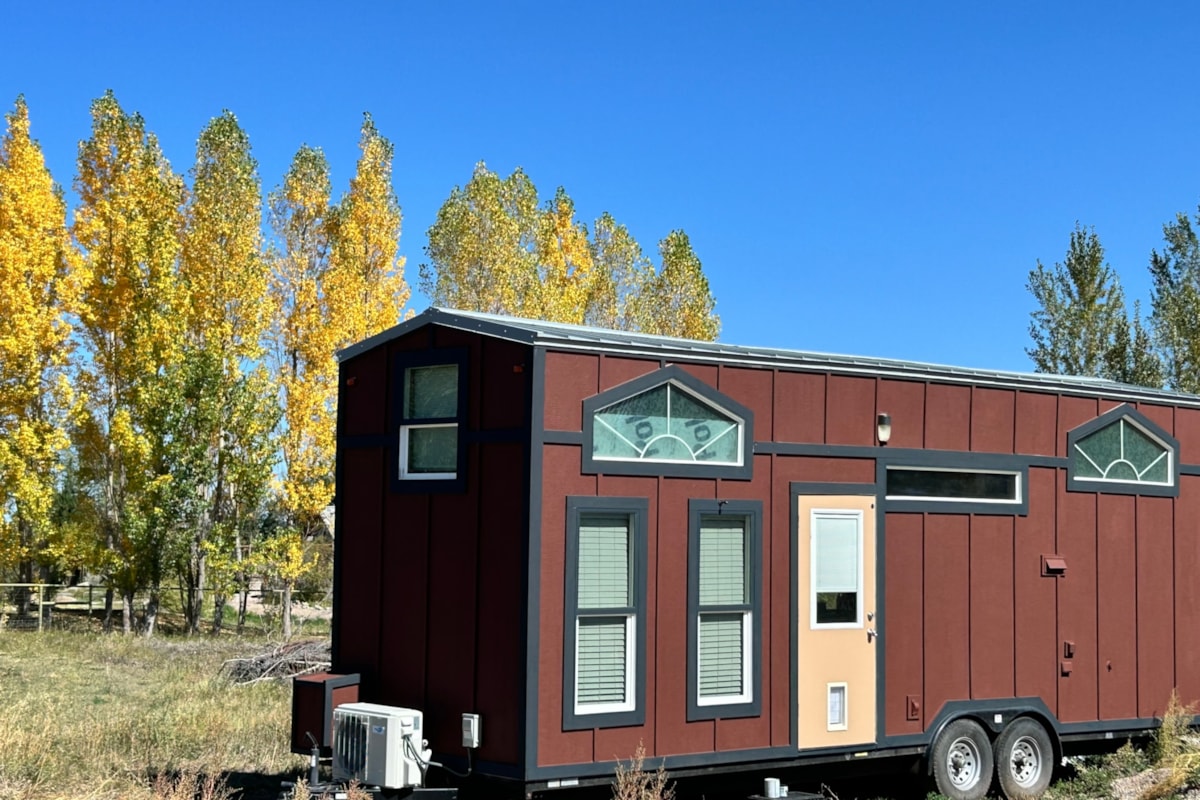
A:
339;307;1200;408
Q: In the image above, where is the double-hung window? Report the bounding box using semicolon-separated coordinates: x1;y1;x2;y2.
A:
564;497;647;729
395;351;466;483
687;499;761;720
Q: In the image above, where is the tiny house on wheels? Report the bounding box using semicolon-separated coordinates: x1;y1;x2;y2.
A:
293;307;1200;800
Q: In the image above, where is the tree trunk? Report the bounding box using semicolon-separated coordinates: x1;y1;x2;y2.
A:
144;589;159;637
282;582;293;641
237;587;248;634
103;586;114;633
211;593;225;635
121;588;134;634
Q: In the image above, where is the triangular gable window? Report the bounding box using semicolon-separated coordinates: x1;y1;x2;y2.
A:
582;366;754;479
1067;404;1179;497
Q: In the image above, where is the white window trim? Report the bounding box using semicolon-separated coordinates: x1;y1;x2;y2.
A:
573;614;636;716
696;609;753;706
884;465;1023;505
826;682;849;731
810;508;864;630
398;422;458;480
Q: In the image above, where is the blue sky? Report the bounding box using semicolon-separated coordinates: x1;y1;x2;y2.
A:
5;2;1200;373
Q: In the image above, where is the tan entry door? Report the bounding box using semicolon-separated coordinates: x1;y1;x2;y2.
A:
796;494;877;749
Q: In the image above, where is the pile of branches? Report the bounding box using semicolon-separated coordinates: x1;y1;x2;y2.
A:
221;639;331;685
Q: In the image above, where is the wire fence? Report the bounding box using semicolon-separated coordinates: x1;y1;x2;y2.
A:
0;582;331;635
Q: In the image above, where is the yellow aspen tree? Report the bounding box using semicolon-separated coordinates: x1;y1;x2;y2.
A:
533;187;596;323
268;147;338;537
628;230;720;341
586;211;651;330
73;91;186;632
0;97;79;599
251;529;317;641
421;161;540;316
325;113;411;347
178;110;275;634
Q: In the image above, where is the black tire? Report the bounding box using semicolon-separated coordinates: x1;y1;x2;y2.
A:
994;717;1054;799
931;718;995;800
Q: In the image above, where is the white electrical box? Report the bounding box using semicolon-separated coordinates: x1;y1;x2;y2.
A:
332;703;431;789
462;712;481;749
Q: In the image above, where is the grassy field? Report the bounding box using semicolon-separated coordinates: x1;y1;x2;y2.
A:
0;630;310;800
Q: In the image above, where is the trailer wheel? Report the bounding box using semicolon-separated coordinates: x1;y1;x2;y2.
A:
931;718;994;800
994;717;1054;799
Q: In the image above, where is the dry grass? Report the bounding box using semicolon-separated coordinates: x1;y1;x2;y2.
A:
1135;691;1200;800
613;741;674;800
0;630;308;800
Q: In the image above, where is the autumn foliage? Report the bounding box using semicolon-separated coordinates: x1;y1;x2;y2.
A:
0;94;720;635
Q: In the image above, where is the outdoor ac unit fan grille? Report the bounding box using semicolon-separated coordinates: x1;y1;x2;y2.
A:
334;713;369;775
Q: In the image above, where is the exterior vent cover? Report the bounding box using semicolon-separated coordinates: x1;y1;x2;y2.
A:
332;703;429;789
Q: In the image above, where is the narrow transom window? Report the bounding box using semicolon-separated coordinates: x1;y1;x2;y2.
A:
886;467;1020;504
811;510;862;628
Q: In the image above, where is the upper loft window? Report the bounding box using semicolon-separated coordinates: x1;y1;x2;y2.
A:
393;349;468;488
582;366;754;479
1067;404;1178;497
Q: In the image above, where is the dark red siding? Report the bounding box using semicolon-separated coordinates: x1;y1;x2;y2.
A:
333;326;531;770
1137;496;1175;718
884;513;923;736
971;388;1015;453
923;515;971;722
925;384;970;450
1096;494;1137;721
1057;473;1099;722
1176;476;1200;707
969;515;1015;699
877;379;925;449
774;372;825;443
1013;467;1058;709
1015;391;1057;456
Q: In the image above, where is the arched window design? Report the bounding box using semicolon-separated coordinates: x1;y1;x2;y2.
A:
582;366;754;479
1067;405;1178;497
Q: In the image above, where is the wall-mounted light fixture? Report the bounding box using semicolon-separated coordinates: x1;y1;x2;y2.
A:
877;413;892;446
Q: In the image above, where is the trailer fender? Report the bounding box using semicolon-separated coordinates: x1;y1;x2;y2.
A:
923;699;1062;775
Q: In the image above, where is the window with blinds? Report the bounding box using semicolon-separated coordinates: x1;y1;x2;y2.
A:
575;515;634;710
564;497;647;729
697;517;750;703
811;510;863;627
687;500;761;720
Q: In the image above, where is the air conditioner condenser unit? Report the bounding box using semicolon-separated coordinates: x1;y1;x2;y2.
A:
332;703;431;789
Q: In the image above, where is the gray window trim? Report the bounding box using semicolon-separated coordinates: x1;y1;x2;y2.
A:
687;499;762;721
581;365;754;480
563;496;648;730
1066;403;1180;497
391;348;469;493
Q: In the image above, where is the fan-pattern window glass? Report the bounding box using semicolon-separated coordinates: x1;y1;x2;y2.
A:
592;382;743;466
812;511;862;627
575;514;635;712
1072;417;1171;486
399;364;459;479
697;516;751;703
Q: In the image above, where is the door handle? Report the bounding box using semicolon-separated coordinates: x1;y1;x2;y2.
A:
867;628;878;643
